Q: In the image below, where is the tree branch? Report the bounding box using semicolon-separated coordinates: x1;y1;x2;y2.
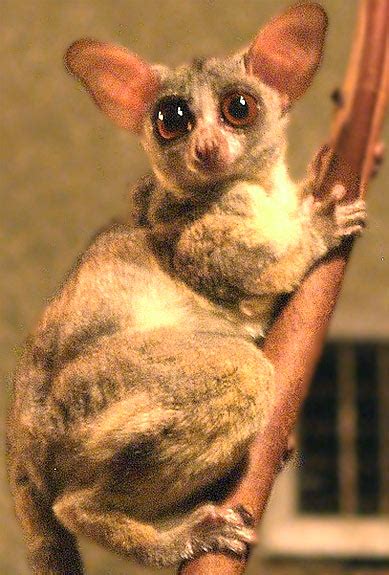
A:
179;1;389;573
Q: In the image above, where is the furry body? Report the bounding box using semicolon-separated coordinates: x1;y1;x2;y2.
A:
7;3;366;573
8;226;274;570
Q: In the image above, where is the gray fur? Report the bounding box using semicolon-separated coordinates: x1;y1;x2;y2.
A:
7;4;367;573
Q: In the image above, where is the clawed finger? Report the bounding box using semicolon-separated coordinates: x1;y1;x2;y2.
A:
337;211;367;225
336;224;365;238
337;200;366;214
313;184;346;213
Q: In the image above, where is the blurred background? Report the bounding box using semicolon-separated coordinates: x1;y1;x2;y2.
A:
1;1;388;573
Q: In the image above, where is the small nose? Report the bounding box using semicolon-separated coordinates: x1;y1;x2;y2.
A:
194;138;219;167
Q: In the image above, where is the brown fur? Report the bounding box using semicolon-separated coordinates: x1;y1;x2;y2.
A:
7;4;367;573
8;226;274;570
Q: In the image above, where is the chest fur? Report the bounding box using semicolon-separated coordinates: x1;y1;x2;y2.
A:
172;180;303;301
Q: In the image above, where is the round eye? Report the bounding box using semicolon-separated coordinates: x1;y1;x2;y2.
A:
155;97;194;141
221;92;258;127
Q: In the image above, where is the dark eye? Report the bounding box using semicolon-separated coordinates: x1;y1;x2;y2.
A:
221;92;258;127
154;97;194;141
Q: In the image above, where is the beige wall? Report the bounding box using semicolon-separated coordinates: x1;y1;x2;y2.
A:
1;2;388;573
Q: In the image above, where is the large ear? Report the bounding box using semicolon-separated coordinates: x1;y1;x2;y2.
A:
245;3;328;106
65;39;160;132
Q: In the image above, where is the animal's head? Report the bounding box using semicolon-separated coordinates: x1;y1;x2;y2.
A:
65;3;327;196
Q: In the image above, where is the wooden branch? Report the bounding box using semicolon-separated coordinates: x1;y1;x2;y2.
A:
179;1;389;574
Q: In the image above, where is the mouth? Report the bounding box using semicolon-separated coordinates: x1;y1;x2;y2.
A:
192;157;226;173
188;150;234;179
